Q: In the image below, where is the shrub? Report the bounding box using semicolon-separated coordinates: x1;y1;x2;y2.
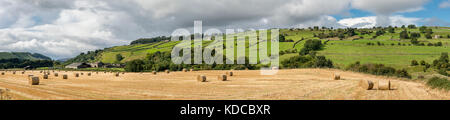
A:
396;69;411;78
346;62;411;79
435;42;443;46
411;60;419;66
420;60;427;66
438;69;449;77
427;77;450;90
299;40;323;55
425;33;432;39
281;55;333;69
411;37;419;45
124;59;145;72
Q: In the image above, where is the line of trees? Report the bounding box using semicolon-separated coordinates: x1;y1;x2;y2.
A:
346;61;411;79
0;58;54;69
130;36;171;45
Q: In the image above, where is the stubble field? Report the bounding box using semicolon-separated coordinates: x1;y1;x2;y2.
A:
0;69;449;100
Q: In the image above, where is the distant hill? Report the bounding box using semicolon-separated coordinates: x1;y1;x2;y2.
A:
0;52;52;60
56;58;71;62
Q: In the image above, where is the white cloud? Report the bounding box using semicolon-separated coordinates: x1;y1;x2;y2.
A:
440;0;450;8
338;15;421;28
0;0;432;59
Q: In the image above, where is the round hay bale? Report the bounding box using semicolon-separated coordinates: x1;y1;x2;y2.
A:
43;75;48;79
218;74;227;81
333;73;341;80
29;77;40;85
378;80;391;90
54;73;59;77
182;69;187;72
197;75;207;82
165;70;170;74
152;71;157;75
62;74;68;79
359;80;374;90
74;73;79;77
226;71;233;76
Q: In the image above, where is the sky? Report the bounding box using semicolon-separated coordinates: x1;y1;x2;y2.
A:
0;0;449;59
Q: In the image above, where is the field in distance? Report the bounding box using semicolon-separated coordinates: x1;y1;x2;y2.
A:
1;69;449;100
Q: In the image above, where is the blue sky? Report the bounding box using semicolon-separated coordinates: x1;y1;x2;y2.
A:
334;0;449;26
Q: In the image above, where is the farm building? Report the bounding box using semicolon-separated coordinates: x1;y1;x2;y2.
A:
89;62;104;68
65;63;91;69
434;35;441;39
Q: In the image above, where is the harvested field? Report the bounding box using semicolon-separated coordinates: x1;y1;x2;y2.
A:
0;69;449;100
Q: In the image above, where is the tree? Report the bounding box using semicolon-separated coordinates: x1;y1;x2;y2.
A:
124;59;145;72
116;54;124;63
411;38;419;45
411;60;419;66
419;26;427;33
407;24;416;29
400;30;409;39
279;34;286;42
425;33;432;39
338;33;345;40
425;29;433;34
410;32;421;38
299;40;323;55
314;26;319;31
375;29;385;36
420;60;426;66
388;27;395;33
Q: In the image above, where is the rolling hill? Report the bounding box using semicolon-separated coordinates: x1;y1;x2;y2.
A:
66;26;449;77
0;52;51;60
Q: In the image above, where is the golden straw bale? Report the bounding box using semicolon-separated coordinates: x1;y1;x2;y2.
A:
218;74;227;81
359;80;374;90
197;75;207;82
29;77;39;85
226;71;233;76
378;80;391;90
333;73;341;80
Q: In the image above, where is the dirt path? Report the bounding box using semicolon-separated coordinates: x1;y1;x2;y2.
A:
0;69;449;100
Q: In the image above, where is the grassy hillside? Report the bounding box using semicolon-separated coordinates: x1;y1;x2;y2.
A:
69;26;449;77
0;52;51;60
